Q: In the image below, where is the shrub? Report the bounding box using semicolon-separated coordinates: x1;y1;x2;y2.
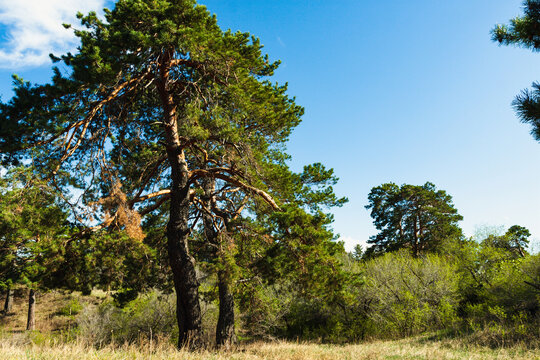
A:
76;289;220;347
77;290;177;346
358;250;460;338
58;296;83;317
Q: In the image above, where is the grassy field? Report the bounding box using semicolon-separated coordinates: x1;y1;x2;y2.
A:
1;290;539;359
0;336;539;360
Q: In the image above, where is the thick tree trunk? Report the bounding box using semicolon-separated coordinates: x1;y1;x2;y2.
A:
26;289;35;331
3;287;13;315
216;270;236;348
167;175;203;348
165;141;203;348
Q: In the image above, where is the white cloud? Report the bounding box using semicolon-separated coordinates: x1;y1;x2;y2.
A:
0;0;107;69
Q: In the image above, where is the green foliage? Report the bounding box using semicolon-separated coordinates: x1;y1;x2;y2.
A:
492;1;540;50
236;249;463;342
112;289;140;308
446;227;540;345
58;296;84;317
229;201;357;342
358;251;460;338
55;230;161;295
365;182;462;257
0;167;70;291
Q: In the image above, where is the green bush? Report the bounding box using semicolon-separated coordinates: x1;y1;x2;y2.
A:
58;296;83;317
76;289;220;346
358;250;460;338
450;237;540;346
262;250;461;342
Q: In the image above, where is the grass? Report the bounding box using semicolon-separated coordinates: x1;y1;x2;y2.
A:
0;336;539;360
1;290;539;359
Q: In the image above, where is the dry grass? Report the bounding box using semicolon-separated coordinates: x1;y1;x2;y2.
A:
0;335;538;360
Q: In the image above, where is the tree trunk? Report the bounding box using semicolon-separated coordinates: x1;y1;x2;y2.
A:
26;289;35;331
167;177;203;348
200;178;237;348
216;269;236;348
3;287;13;315
165;147;203;348
412;215;419;257
158;50;203;349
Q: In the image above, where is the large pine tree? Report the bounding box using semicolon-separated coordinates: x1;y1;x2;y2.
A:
0;0;303;348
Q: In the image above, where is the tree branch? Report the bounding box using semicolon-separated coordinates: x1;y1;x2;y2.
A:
190;169;280;211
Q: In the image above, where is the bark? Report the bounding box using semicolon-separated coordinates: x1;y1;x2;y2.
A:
216;269;236;348
3;287;13;315
26;289;35;331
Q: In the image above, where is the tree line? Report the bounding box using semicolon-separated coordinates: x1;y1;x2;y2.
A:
0;0;539;350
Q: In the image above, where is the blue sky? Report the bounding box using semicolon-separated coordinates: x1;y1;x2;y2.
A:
1;0;539;251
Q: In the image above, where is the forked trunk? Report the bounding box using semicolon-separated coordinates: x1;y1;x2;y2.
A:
3;287;13;315
26;289;35;331
216;270;236;348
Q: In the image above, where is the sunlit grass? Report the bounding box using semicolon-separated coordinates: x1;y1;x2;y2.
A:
0;335;538;360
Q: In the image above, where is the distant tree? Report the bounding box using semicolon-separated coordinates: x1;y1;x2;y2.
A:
492;0;540;141
352;244;364;261
482;225;530;258
506;225;531;257
365;182;462;257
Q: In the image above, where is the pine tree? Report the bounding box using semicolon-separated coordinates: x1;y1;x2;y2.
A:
0;0;303;348
365;182;462;257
